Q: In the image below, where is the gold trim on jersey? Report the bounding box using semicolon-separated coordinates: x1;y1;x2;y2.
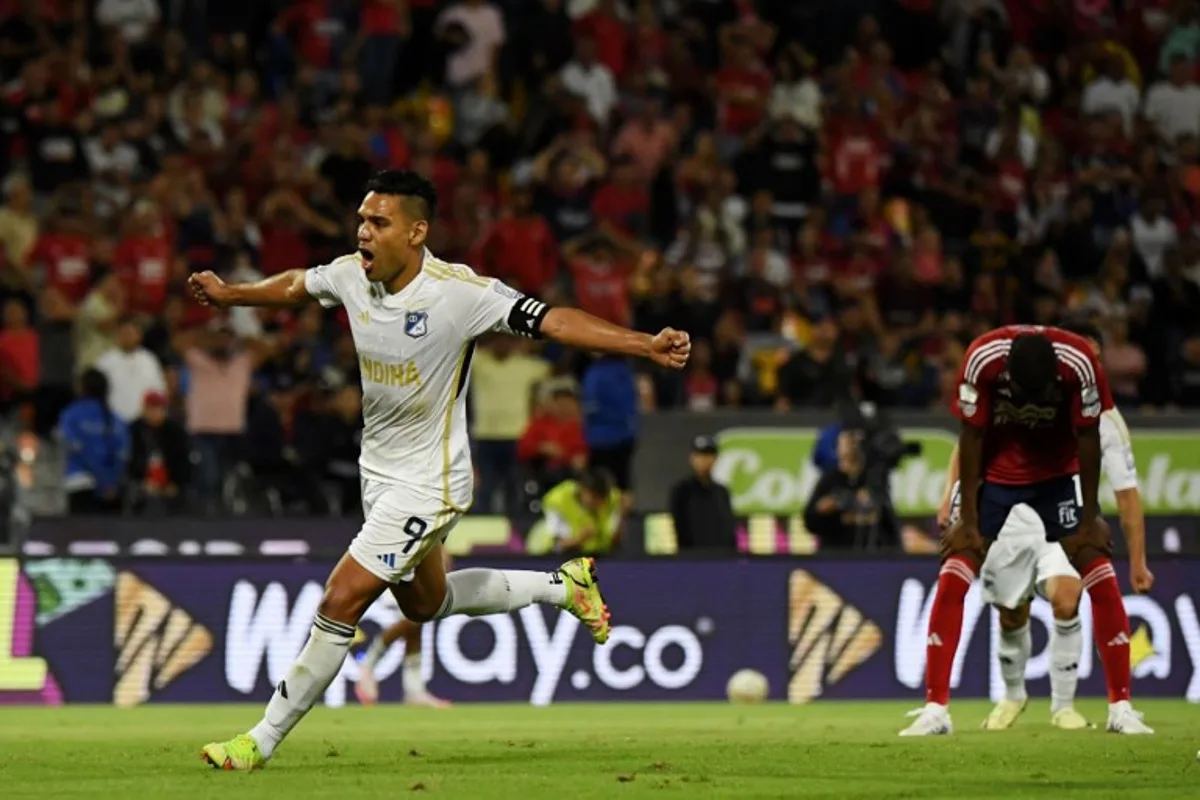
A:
330;253;363;268
424;260;491;287
441;342;473;513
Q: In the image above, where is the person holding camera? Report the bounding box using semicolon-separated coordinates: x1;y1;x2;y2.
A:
803;427;899;549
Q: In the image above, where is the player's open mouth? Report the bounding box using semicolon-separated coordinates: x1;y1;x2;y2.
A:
359;248;374;271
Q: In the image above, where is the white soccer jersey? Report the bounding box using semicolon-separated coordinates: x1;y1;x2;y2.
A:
1100;406;1138;492
304;249;541;513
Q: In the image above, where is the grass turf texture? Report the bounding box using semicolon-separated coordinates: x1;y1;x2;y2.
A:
1;700;1197;799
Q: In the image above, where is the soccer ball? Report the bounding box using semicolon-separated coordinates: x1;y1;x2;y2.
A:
726;669;769;704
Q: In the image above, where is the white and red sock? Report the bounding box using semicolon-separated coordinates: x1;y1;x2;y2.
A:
924;556;975;706
1081;558;1131;704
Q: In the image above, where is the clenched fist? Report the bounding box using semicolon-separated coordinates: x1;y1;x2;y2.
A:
649;328;691;370
188;271;230;308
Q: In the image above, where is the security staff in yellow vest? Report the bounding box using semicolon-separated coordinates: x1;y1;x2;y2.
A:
539;467;624;555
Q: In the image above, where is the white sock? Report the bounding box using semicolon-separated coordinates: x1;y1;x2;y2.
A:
434;569;566;618
362;636;387;670
998;623;1031;703
249;614;354;760
402;653;425;697
1050;616;1083;713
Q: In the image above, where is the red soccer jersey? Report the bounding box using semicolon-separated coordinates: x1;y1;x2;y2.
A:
114;235;171;314
714;66;773;135
827;127;884;196
481;216;558;294
952;325;1113;485
568;256;631;327
591;182;649;236
29;232;91;302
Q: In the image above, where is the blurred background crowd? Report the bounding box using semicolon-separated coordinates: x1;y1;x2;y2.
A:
1;0;1199;519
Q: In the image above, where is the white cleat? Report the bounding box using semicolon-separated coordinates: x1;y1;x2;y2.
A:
1051;707;1092;730
1107;702;1154;734
899;704;953;737
354;663;379;706
982;698;1027;730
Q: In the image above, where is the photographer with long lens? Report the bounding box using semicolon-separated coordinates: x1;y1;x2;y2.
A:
803;403;922;550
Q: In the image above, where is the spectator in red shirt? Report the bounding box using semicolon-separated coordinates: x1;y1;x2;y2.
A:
249;97;313;174
573;0;629;83
592;156;650;246
273;0;357;73
517;383;588;487
257;176;341;275
630;2;666;77
713;39;772;156
0;296;37;405
29;212;91;304
563;232;634;327
409;129;461;204
357;0;409;105
480;184;559;294
113;200;172;316
825;105;886;204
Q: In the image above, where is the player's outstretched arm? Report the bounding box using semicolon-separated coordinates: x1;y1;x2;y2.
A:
539;306;691;370
188;269;313;309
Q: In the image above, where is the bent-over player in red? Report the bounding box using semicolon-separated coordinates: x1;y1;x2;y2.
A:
900;326;1151;736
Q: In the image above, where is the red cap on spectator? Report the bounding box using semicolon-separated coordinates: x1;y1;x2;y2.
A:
143;391;168;408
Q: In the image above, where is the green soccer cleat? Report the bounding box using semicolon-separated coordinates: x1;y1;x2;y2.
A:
559;557;611;645
982;698;1027;731
1051;707;1092;730
201;734;265;771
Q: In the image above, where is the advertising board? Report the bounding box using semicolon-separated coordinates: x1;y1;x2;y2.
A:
3;558;1197;708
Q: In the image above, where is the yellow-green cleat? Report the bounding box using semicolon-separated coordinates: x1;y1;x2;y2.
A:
981;698;1027;730
559;557;610;644
201;734;265;771
1051;707;1093;730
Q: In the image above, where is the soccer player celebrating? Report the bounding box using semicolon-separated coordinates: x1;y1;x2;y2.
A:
190;171;691;770
900;325;1149;737
975;320;1153;732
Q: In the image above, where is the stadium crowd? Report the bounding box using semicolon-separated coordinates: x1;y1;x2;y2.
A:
0;0;1199;515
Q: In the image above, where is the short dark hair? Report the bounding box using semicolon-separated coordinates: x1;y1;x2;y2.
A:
1007;333;1058;398
80;367;109;401
364;169;437;220
578;466;615;498
1058;320;1103;348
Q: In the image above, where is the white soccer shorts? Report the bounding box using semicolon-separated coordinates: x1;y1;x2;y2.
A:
348;478;461;584
979;504;1078;609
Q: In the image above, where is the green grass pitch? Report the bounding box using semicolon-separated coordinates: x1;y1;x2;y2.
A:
1;700;1197;798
